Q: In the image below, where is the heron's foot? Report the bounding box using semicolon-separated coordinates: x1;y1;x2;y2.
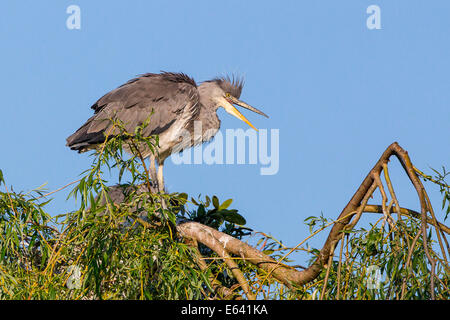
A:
148;180;159;193
147;179;166;194
148;167;159;192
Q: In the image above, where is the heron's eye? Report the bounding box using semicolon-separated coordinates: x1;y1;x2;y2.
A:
225;93;231;98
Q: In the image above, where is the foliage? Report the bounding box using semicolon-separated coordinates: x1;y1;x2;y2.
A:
287;215;449;300
415;166;450;221
0;122;448;299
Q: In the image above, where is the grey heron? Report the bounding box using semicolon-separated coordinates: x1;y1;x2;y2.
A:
66;72;268;192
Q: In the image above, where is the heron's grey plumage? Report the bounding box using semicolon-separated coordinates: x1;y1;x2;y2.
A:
67;71;268;192
67;72;199;154
206;75;244;99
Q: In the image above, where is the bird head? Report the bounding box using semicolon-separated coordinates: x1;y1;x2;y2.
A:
204;76;269;131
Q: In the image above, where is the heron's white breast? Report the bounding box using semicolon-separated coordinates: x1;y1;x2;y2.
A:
156;104;196;161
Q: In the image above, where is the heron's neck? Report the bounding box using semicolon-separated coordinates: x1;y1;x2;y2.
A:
196;100;221;132
198;82;221;111
195;84;221;137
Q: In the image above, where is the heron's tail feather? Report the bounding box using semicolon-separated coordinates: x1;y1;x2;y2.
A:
66;122;106;153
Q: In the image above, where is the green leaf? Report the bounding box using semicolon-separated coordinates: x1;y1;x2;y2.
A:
178;193;188;202
219;199;233;210
197;204;206;217
212;195;220;209
220;209;246;225
208;212;224;226
118;165;126;183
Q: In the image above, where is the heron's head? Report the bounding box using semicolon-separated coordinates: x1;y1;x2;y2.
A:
201;76;269;131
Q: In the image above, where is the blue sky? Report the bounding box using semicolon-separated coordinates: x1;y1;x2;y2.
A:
1;1;449;264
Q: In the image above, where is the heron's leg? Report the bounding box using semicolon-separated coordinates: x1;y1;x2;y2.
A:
157;161;167;210
149;154;158;190
157;160;165;193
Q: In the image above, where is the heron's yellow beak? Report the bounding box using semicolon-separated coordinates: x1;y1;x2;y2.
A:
222;96;268;131
223;103;258;131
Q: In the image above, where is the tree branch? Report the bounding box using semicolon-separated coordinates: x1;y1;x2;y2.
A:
108;142;449;296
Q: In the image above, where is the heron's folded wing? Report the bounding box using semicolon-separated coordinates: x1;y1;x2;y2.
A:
66;72;200;151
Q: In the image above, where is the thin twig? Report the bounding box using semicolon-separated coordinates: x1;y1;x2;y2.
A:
35;179;82;200
382;162;411;249
336;233;346;300
319;240;338;300
400;231;421;299
372;173;397;230
423;190;448;263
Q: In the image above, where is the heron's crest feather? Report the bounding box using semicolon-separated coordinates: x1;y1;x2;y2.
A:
207;75;244;99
